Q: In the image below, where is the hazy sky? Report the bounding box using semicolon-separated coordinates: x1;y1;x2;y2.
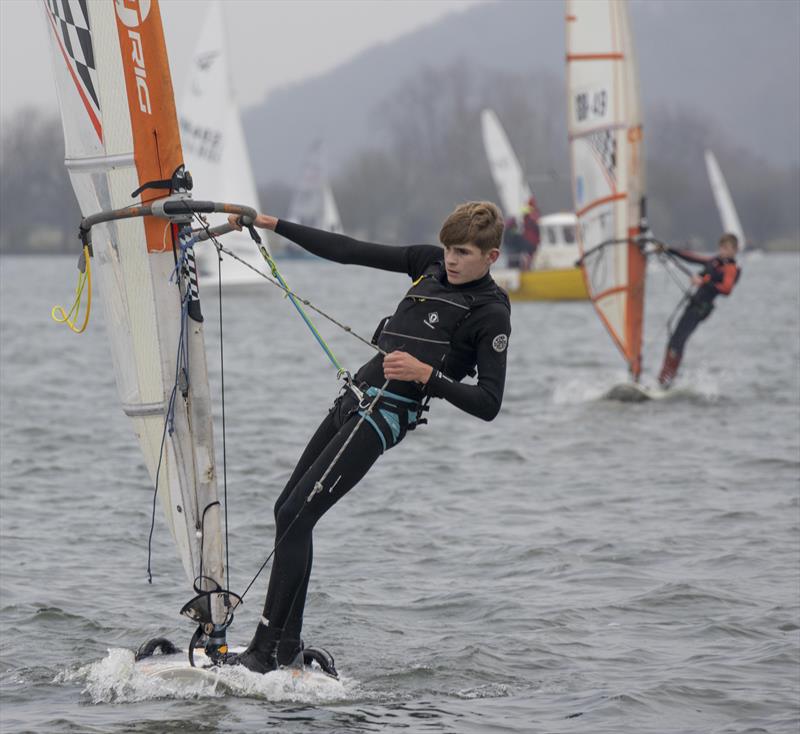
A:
0;0;483;119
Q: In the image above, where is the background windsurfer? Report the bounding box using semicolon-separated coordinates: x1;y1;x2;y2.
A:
224;201;512;673
657;233;741;387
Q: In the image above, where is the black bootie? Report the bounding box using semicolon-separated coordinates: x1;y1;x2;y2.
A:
276;637;305;668
227;622;281;674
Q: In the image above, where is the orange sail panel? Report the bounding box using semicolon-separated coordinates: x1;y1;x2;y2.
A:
566;0;647;379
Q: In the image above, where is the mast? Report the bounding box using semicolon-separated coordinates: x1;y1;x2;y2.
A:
566;0;647;380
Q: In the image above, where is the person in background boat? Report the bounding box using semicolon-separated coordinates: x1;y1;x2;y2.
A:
656;233;741;387
519;195;541;268
225;202;511;674
502;216;533;270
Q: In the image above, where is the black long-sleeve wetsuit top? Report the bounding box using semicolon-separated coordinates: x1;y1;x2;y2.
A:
275;220;511;421
667;247;741;304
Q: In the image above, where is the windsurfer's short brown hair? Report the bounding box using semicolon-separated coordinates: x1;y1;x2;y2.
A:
719;233;739;250
439;201;504;253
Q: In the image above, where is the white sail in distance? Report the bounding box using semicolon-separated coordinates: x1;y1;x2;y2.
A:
288;140;343;233
179;1;267;284
43;0;226;613
704;150;745;251
480;108;532;219
566;0;647;379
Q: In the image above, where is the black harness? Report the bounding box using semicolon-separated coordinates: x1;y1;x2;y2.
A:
356;263;508;451
374;262;508;371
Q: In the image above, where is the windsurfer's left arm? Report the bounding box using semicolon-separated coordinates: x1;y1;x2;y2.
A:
424;305;511;421
665;247;712;266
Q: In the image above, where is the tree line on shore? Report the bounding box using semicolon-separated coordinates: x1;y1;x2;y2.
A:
2;65;798;255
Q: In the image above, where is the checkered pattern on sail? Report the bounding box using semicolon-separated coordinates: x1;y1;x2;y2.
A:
45;0;100;115
588;130;616;183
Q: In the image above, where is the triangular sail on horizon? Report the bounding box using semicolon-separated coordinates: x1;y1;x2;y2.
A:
566;0;647;379
480;108;532;220
179;0;267;284
704;149;746;251
43;0;225;609
288;140;343;233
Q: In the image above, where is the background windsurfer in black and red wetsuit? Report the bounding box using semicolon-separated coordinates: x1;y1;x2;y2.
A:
657;233;741;387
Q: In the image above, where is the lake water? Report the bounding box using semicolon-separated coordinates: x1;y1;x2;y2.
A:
1;251;798;733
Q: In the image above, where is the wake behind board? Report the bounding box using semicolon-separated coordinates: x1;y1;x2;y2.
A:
604;383;672;402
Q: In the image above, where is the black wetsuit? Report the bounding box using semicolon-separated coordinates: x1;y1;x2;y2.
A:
261;221;511;650
667;248;741;355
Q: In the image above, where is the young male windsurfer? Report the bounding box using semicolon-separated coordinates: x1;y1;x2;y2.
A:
657;233;741;387
225;201;511;673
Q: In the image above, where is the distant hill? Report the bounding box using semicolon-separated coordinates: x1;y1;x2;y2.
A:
243;0;800;184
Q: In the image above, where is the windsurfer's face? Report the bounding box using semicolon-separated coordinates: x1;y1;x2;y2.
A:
719;241;737;259
443;243;499;284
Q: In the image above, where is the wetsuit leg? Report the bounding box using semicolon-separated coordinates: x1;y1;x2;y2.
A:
261;404;385;637
262;393;354;627
668;305;704;356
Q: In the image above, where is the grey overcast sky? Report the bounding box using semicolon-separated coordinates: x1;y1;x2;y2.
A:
0;0;484;119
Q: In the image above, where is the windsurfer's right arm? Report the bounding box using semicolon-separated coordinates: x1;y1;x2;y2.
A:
230;214;440;277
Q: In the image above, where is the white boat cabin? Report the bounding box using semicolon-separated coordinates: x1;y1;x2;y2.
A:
532;212;580;271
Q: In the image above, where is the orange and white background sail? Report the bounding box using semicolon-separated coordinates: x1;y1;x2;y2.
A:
566;0;647;379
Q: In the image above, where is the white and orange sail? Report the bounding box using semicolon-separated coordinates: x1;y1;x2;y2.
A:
43;0;225;611
566;0;647;379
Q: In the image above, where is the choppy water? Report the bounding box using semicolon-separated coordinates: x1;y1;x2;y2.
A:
1;251;798;733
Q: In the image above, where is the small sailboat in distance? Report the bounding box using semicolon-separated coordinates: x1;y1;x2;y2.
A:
179;1;267;285
481;108;588;301
704;149;746;251
287;139;342;233
481;108;532;220
567;0;649;391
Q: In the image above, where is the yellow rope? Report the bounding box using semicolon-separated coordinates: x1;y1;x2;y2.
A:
51;245;92;334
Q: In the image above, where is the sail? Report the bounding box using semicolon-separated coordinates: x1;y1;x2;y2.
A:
704;150;745;250
480;108;532;219
321;182;343;233
43;0;225;603
288;140;342;232
566;0;647;379
179;0;266;284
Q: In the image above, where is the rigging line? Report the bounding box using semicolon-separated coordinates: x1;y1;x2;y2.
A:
655;251;693;298
188;211;386;359
258;243;344;374
146;327;184;582
231;378;392;610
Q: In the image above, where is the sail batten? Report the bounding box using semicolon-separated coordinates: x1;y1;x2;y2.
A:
567;0;646;379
